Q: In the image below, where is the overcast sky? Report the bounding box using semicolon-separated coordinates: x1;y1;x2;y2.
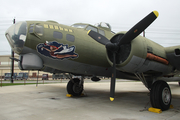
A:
1;0;180;55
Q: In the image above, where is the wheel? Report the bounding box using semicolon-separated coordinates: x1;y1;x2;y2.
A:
67;78;83;96
179;82;180;86
150;80;171;111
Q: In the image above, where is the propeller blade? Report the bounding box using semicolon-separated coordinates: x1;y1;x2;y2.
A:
118;11;159;45
87;11;159;102
87;30;110;45
110;52;116;101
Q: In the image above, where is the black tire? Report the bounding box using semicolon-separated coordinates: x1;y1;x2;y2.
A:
150;81;161;108
67;78;83;96
150;80;171;111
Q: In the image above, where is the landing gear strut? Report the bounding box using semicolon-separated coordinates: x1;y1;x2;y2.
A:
150;80;171;111
67;78;84;96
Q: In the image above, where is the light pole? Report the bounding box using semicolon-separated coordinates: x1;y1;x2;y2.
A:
10;18;15;83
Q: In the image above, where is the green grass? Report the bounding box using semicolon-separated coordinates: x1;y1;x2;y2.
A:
0;80;63;86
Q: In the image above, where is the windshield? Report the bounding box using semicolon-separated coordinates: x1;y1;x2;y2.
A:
71;24;87;28
95;22;111;30
5;74;11;77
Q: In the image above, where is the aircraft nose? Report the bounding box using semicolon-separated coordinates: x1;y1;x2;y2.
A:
5;21;27;54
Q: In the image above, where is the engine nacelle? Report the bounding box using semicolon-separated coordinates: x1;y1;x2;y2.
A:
107;32;173;75
18;53;43;70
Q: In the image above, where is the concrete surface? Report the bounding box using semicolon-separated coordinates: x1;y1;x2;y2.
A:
0;81;180;120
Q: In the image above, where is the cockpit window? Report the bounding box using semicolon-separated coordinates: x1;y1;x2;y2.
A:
35;25;43;36
71;24;87;28
86;26;98;32
29;24;34;33
29;24;43;36
99;22;111;30
98;29;105;36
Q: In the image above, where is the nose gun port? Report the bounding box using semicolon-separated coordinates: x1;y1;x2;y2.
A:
5;21;27;54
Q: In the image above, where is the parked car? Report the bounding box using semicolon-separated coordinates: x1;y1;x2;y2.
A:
42;74;48;80
16;72;28;80
4;73;17;80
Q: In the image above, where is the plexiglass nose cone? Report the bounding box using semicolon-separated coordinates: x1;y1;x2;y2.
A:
5;21;27;54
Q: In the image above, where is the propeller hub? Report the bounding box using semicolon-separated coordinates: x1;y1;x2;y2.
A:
106;42;118;52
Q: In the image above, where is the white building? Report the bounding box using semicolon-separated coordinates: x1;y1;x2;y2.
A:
0;55;51;79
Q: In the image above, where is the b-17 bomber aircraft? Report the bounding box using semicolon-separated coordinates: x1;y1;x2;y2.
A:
5;11;180;111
